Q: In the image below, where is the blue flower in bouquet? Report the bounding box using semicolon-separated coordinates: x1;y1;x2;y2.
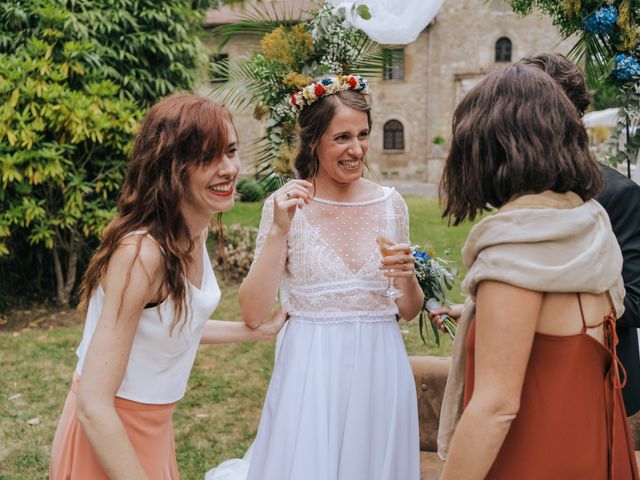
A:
413;249;430;262
615;54;640;81
582;5;618;35
411;245;458;345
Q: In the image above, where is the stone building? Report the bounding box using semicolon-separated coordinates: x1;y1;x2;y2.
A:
205;0;574;182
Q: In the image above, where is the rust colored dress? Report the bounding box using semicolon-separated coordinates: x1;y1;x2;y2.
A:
464;294;639;479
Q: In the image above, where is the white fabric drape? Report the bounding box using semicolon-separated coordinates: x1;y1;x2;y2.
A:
328;0;444;44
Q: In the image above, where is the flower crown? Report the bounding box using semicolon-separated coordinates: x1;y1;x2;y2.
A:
288;75;370;114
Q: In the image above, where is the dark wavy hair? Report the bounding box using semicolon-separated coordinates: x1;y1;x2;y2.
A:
440;64;602;225
292;89;372;179
519;53;592;115
78;93;235;331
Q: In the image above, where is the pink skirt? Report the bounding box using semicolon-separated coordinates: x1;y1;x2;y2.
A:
50;374;179;479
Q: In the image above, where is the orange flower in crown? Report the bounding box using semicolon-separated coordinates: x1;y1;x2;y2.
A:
288;75;370;114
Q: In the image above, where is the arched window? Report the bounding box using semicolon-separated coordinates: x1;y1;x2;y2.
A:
383;120;404;150
495;37;512;63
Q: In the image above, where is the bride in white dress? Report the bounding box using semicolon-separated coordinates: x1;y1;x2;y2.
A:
207;75;422;480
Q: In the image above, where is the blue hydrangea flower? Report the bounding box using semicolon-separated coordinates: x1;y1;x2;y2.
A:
615;54;640;81
412;249;430;262
583;5;618;35
321;78;333;86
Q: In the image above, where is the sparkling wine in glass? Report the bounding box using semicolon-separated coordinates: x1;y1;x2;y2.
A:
376;213;404;299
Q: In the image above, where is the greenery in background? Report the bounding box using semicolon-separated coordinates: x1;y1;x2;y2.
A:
506;0;639;168
0;196;468;479
592;78;625;110
0;2;140;307
209;224;258;282
0;0;208;308
235;176;279;202
205;0;250;8
211;2;384;186
605;82;640;169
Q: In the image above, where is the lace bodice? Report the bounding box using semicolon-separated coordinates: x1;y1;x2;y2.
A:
254;187;410;322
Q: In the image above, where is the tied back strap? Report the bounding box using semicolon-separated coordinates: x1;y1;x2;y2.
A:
577;293;628;480
576;292;589;333
575;293;625;387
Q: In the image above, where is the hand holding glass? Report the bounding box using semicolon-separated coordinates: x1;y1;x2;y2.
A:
376;213;404;299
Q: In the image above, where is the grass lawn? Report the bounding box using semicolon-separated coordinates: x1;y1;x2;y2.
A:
0;196;475;479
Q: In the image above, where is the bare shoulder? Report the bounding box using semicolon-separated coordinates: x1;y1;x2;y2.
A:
115;235;164;274
103;234;165;295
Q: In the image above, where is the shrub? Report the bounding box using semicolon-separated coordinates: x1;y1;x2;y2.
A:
0;1;207;307
235;176;279;202
236;177;265;202
209;224;258;282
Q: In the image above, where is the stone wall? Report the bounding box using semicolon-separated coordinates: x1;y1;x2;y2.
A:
199;34;266;177
422;0;575;182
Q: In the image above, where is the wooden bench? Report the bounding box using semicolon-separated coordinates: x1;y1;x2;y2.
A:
409;356;640;479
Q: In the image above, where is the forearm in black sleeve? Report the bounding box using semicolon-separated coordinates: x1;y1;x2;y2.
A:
604;181;640;327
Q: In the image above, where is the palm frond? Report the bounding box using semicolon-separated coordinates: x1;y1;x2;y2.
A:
248;136;289;186
208;57;266;110
568;32;615;89
350;35;385;77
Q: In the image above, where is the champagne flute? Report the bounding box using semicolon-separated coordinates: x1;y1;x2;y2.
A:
376;213;404;299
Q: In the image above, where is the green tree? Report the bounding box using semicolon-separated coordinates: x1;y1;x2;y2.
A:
0;5;139;306
0;0;208;307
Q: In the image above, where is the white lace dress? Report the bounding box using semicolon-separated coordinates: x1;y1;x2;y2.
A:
207;186;419;480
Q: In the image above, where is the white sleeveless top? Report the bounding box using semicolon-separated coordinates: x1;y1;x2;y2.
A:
75;232;221;404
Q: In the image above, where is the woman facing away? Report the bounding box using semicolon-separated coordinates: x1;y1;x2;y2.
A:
437;65;638;479
49;93;285;480
209;75;423;480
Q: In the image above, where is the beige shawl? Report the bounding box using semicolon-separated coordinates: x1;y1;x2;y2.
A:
437;191;625;460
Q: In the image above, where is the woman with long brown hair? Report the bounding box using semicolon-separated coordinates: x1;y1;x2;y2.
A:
49;93;285;480
438;65;638;479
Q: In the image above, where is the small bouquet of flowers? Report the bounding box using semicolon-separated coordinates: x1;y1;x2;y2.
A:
412;245;458;346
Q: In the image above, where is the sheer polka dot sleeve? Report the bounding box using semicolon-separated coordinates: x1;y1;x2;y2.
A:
252;194;275;265
391;191;410;244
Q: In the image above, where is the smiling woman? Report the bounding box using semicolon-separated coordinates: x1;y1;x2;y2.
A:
315;97;370;184
49;93;286;480
183;122;239;214
207;76;424;480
